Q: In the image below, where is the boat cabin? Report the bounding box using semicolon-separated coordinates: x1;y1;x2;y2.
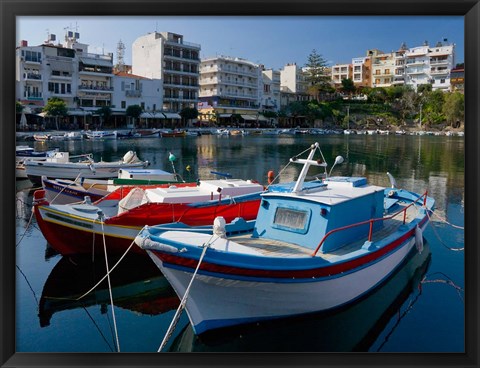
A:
255;177;385;253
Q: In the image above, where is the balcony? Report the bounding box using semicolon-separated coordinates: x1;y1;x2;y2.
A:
24;92;43;100
126;90;141;97
200;78;257;89
406;60;426;66
24;73;42;81
50;73;73;81
200;66;258;78
78;85;114;93
430;59;449;65
164;52;200;63
430;68;449;75
408;70;428;75
164;67;199;76
164;39;201;49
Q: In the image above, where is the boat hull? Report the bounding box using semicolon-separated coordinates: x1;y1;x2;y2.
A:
26;161;147;184
33;195;261;256
147;219;428;335
42;179;108;204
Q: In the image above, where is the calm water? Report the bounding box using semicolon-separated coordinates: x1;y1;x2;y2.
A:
15;134;465;352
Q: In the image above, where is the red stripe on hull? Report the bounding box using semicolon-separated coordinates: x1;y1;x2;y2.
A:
106;200;261;227
154;217;428;279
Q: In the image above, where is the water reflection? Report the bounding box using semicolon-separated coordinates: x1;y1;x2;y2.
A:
168;243;431;352
38;253;178;328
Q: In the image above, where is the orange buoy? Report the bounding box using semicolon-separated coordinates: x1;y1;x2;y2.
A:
267;170;275;184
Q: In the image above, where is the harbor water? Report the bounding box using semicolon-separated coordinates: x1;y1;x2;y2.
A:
15;133;465;352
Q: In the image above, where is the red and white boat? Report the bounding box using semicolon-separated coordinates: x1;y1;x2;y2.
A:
33;178;264;256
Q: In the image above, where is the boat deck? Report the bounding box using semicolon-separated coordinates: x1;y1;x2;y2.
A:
229;202;421;259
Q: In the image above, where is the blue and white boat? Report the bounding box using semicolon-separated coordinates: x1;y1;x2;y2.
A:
135;142;435;335
85;130;117;140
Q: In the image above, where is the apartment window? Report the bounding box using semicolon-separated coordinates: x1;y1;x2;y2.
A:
141;102;145;109
121;101;126;109
375;70;381;75
440;79;445;84
375;79;381;85
385;69;390;75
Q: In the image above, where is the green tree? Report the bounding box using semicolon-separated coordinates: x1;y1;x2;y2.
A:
420;90;445;126
305;101;325;126
126;104;143;128
43;97;68;130
96;106;112;128
341;78;356;96
368;87;388;104
16;101;24;114
396;88;418;123
304;49;331;101
179;107;199;127
442;92;464;127
417;84;432;94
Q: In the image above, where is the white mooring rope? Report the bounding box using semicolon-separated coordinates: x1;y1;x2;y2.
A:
100;221;121;352
157;238;212;352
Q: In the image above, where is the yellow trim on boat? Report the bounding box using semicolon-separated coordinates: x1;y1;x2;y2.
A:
38;205;143;238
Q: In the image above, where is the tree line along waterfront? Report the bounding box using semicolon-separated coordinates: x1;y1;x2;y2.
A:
17;86;464;132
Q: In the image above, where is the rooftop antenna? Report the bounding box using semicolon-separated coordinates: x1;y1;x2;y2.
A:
116;39;126;71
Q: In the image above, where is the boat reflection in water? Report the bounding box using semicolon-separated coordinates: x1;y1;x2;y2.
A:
168;242;431;352
38;253;179;328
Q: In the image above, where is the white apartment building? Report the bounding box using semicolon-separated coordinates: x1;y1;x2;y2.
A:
16;32;114;115
198;56;263;122
132;32;201;112
403;41;455;91
404;44;431;90
261;68;281;112
428;42;455;91
331;63;351;87
369;49;396;88
280;63;309;95
111;71;163;115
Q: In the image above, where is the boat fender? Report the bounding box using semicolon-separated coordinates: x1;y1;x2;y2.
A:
415;225;424;253
213;216;226;238
123;151;137;163
267;170;275;184
134;236;179;253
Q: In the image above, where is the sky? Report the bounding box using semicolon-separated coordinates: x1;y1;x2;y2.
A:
17;16;464;70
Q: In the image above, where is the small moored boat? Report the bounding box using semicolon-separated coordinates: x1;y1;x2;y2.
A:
41;168;182;204
85;130;118;140
25;150;149;184
32;177;264;256
135;142;435;335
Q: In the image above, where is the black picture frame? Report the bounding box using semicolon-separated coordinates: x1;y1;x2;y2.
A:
2;1;478;367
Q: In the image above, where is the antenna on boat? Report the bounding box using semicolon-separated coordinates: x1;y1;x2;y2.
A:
387;172;397;188
328;156;344;178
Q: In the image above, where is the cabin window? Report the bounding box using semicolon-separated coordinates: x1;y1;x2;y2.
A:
273;207;310;234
